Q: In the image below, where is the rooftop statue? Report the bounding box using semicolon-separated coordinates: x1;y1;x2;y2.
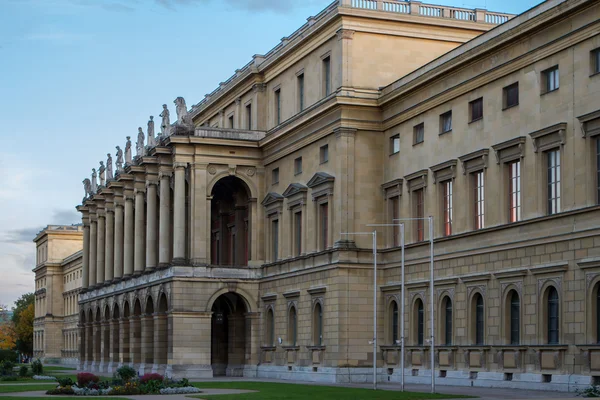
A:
115;146;123;172
91;168;98;194
160;104;171;137
147;116;156;147
136;127;145;157
175;97;192;125
99;161;106;187
125;136;132;165
82;178;91;202
106;153;113;181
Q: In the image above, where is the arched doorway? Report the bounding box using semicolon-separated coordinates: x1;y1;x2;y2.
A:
211;292;248;376
210;176;250;266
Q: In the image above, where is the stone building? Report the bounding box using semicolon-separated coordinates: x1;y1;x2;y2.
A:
69;0;600;391
33;225;83;364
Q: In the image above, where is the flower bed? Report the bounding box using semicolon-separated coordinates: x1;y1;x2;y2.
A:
46;370;199;396
33;375;57;381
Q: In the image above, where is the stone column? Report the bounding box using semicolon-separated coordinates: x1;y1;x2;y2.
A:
108;319;118;373
158;171;172;266
89;218;98;287
235;205;246;266
96;213;106;285
79;324;87;370
152;313;168;374
173;163;187;262
334;127;357;248
123;192;134;277
86;322;94;369
130;315;141;369
146;181;158;270
134;188;146;275
191;164;208;264
245;312;261;367
114;203;124;279
82;220;90;289
119;318;130;365
99;320;109;372
92;321;101;372
140;314;154;374
104;209;114;283
169;311;213;379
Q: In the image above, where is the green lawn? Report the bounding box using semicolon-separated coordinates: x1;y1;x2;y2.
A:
0;384;57;393
0;398;128;400
43;366;77;372
191;382;472;400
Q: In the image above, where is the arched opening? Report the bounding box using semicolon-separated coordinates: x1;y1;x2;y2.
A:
102;306;110;364
210;292;248;377
471;293;484;345
389;300;399;345
111;304;120;366
142;297;155;367
132;299;142;365
413;298;424;346
312;302;323;346
503;290;520;345
288;305;297;346
86;309;94;364
122;302;130;364
94;308;101;364
440;296;452;345
547;286;559;344
210;176;251;266
265;308;275;346
80;311;87;364
155;293;169;370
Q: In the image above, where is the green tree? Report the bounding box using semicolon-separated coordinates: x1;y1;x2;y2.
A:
11;294;34;356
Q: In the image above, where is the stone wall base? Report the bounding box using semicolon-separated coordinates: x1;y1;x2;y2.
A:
169;364;213;379
253;365;595;392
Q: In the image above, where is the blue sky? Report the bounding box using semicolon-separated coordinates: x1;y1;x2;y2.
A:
0;0;539;307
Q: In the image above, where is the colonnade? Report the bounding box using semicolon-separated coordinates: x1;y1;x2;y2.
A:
79;297;169;374
80;163;188;289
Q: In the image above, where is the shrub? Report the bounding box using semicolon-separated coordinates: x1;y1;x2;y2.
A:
139;373;163;384
46;387;75;395
31;359;43;375
577;385;600;397
76;372;99;387
110;381;140;395
18;365;28;377
0;350;17;363
114;365;136;383
0;360;14;376
0;376;18;381
57;376;74;387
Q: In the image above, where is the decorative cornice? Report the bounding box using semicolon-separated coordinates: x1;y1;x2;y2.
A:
381;178;403;198
529;261;568;275
458;149;489;175
307;286;326;295
283;290;301;298
261;293;277;302
336;28;355;41
261;192;284;208
491;136;526;164
404;169;428;191
429;159;458;183
334;127;356;138
528;122;567;153
577;110;600;138
282;183;308;198
577;257;600;270
306;172;334;189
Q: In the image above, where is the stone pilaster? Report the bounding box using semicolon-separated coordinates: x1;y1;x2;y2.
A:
146;181;158;270
79;323;87;370
113;202;124;279
81;213;90;289
134;188;146;275
99;320;109;372
96;211;106;285
191;164;209;264
158;170;172;266
333;127;357;248
89;214;98;288
168;311;213;379
173;163;187;262
108;319;118;372
130;315;142;369
92;321;101;372
152;313;168;374
245;312;261;367
86;322;94;370
123;190;134;277
119;318;130;365
140;314;154;374
104;209;114;283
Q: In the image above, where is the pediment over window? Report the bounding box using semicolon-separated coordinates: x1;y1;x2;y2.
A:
578;110;600;138
528;122;566;153
261;192;284;207
429;160;457;184
307;172;335;199
282;183;308;198
491;136;526;164
381;178;403;198
404;169;428;192
458;149;489;175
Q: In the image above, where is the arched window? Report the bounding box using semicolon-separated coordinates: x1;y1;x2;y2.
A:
597;287;600;343
416;299;424;346
441;297;452;345
391;301;399;344
547;287;559;344
313;303;323;346
474;293;484;345
266;308;274;346
510;291;520;345
288;306;297;346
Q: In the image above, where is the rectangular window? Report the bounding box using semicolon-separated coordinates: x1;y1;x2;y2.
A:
320;203;328;250
547;149;561;215
297;73;304;112
323;56;331;96
294;211;302;256
391;196;399;247
246;104;252;130
320;144;329;164
294;157;302;175
593;48;600;75
542;66;559;93
272;168;279;185
474;171;485;229
469;98;483;122
274;88;281;125
509;161;521;222
503;82;519;109
440;111;452;134
413;123;424;145
414;189;424;241
272;219;279;261
228;115;234;128
443;180;453;236
390;134;400;154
